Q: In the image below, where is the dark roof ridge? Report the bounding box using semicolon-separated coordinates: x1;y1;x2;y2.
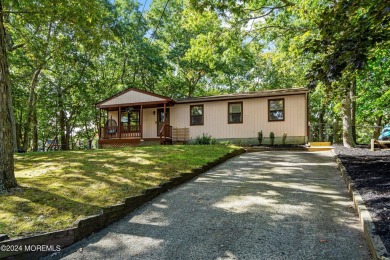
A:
175;87;308;103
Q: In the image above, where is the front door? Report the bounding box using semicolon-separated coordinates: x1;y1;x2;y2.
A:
157;108;170;136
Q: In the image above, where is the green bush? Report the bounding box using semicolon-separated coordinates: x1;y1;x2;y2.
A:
270;132;275;145
258;130;263;145
194;133;213;145
282;132;287;145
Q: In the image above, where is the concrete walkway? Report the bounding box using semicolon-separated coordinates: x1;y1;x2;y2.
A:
54;151;371;259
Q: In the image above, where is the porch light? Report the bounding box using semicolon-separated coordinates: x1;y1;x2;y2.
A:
153;111;156;115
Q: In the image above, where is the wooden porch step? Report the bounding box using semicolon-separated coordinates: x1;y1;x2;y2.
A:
308;142;332;147
305;146;333;152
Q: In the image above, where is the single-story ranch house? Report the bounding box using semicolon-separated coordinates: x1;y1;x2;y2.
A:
96;87;309;147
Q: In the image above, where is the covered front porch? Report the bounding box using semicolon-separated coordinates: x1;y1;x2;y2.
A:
96;88;175;147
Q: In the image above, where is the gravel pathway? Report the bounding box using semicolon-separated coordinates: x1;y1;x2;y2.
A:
51;151;371;260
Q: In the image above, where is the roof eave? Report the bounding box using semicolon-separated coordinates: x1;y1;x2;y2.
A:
175;89;309;104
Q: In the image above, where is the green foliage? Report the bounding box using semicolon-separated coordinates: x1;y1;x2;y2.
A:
282;132;287;145
257;130;263;145
220;140;233;145
210;138;218;145
269;132;275;145
4;0;390;151
194;133;213;145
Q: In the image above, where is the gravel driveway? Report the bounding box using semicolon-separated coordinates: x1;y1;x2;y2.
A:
52;151;371;260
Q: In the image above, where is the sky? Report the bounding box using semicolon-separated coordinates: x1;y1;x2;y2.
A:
138;0;153;11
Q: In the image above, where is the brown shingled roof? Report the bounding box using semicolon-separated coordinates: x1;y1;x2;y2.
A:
175;88;308;103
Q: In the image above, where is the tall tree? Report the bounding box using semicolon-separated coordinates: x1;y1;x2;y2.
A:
0;0;17;192
305;0;390;147
7;0;112;151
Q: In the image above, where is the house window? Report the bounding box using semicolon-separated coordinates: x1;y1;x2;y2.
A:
190;105;204;125
268;99;285;121
228;102;243;124
121;110;140;126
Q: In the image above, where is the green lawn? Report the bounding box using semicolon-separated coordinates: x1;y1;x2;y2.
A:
0;145;238;238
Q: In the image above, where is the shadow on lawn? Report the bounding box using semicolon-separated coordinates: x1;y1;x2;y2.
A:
3;146;234;237
13;186;100;215
1;187;100;237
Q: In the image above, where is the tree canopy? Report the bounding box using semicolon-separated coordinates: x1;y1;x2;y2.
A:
0;0;389;191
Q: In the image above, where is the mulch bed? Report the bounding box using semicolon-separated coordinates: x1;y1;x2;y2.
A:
334;145;390;252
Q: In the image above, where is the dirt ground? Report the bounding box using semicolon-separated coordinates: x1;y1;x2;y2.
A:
335;145;390;252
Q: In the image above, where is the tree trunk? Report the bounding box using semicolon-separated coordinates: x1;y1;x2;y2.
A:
351;77;357;143
318;108;325;141
9;82;16;152
59;108;67;150
0;4;17;192
341;89;356;148
373;116;382;140
16;122;21;150
333;118;341;144
120;55;128;85
188;85;194;98
56;84;69;150
32;108;38;152
22;68;41;151
65;122;71;150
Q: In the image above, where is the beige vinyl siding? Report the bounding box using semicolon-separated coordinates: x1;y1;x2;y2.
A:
143;108;158;138
170;94;307;139
107;111;119;125
101;90;165;107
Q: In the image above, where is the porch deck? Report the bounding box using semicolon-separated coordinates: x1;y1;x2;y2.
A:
98;124;174;147
98;126;142;147
99;125;141;139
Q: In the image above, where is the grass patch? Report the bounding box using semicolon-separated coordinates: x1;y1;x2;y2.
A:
0;145;238;238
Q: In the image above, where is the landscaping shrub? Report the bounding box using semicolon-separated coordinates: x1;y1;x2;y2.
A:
194;133;213;145
258;130;263;145
282;132;287;145
210;138;218;145
270;132;275;145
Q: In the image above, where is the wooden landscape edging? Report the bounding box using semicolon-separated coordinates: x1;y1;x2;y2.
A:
0;148;245;260
334;156;390;260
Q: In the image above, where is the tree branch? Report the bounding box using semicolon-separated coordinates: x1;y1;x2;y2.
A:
10;43;25;51
1;10;43;15
244;5;289;13
245;25;308;36
240;9;275;22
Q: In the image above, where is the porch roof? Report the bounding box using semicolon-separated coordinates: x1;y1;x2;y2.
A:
96;88;175;109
